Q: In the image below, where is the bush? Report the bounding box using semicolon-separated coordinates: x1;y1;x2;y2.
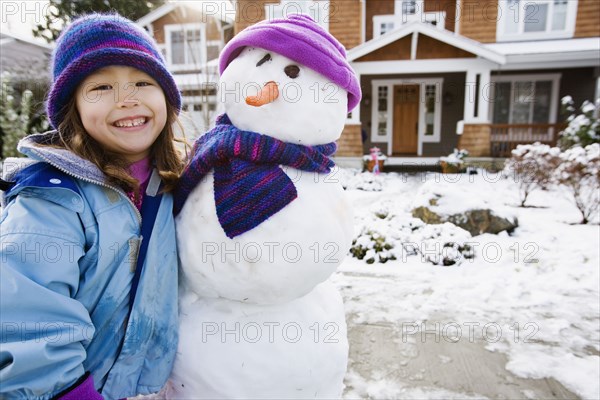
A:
503;143;561;206
350;229;396;264
553;143;600;224
0;72;49;159
559;96;599;150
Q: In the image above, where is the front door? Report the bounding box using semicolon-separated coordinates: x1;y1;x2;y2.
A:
393;84;419;154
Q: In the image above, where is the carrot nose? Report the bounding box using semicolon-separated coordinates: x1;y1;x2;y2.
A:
246;81;279;107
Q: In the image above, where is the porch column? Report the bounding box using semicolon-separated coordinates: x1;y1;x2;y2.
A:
463;69;477;123
460;68;492;157
477;69;491;123
463;68;491;123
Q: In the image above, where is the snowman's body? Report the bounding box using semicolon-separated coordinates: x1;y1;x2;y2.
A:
168;45;354;399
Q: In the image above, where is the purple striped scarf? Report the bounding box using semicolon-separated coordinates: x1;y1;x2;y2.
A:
174;114;337;238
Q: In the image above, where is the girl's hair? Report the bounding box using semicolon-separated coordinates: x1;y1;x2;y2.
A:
47;97;188;194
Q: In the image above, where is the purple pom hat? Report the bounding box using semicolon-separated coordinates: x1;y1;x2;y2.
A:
219;14;361;112
46;13;181;129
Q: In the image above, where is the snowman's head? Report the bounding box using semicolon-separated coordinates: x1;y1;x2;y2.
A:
218;14;361;146
220;47;348;145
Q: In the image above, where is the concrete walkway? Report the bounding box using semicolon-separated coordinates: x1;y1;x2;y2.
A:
345;319;579;399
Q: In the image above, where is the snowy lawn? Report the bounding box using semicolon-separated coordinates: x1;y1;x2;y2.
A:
333;169;599;399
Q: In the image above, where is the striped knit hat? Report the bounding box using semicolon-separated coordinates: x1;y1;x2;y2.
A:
46;13;181;129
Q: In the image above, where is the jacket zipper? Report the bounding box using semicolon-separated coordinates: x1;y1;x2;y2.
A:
28;148;143;224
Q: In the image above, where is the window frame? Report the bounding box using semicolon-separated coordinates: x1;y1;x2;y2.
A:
496;0;578;42
165;23;207;71
489;73;562;125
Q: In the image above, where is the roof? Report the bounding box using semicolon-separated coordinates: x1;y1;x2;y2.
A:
485;37;600;65
0;31;53;50
347;22;506;65
136;1;233;27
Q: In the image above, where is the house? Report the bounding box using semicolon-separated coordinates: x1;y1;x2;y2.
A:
137;2;234;137
233;0;600;167
0;31;52;76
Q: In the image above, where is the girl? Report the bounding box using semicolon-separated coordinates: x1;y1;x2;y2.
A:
0;13;185;399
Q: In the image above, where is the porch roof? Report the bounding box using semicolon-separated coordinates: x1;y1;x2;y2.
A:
347;22;506;65
484;38;600;68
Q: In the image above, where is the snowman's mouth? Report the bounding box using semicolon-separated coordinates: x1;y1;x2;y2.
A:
246;81;279;107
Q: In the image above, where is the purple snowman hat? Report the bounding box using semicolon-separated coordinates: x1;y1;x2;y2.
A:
219;14;362;112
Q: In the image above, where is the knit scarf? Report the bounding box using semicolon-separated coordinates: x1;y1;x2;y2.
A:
174;114;337;239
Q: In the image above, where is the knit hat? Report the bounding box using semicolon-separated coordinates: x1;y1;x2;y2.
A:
219;14;361;112
46;13;181;129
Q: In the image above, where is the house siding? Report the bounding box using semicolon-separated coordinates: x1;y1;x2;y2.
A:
329;0;362;50
574;0;600;38
337;124;363;156
424;0;457;32
150;5;222;44
416;34;475;59
234;0;279;34
365;0;395;42
459;0;497;43
356;35;412;61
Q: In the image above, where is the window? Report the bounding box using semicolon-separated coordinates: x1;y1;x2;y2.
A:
490;75;560;125
498;0;578;41
377;86;389;136
165;24;206;70
380;22;395;35
265;0;330;30
401;0;417;15
207;40;220;61
374;1;444;38
424;85;436;136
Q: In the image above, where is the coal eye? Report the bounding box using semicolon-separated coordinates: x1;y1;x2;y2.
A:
284;65;300;79
256;53;272;67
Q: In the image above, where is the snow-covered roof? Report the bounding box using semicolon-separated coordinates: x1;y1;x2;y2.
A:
137;1;233;27
485;37;600;67
0;31;53;50
347;22;506;65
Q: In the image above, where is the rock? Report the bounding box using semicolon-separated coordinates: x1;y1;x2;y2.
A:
412;206;518;236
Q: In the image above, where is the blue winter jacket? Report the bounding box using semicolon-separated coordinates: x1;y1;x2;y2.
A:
0;131;179;399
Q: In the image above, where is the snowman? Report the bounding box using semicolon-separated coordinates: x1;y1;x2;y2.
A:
167;14;361;399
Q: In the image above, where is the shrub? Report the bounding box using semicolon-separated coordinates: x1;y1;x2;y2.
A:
503;143;561;206
553;143;600;224
559;96;599;150
350;229;396;264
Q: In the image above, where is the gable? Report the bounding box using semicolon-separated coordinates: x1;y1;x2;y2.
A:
355;33;475;62
348;22;505;64
356;35;412;62
417;34;475;59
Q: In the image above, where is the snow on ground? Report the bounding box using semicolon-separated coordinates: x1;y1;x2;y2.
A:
334;169;600;399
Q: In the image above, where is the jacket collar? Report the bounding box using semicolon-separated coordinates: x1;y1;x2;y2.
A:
14;130;107;184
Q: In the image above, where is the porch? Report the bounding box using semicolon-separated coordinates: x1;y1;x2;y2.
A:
489;123;565;157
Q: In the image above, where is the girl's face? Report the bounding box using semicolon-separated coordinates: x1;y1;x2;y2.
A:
75;65;167;162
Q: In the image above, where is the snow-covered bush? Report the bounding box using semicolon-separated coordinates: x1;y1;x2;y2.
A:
340;170;384;192
503;143;561;206
553;143;600;224
440;148;469;166
558;96;599;150
351;208;475;266
350;229;396;264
